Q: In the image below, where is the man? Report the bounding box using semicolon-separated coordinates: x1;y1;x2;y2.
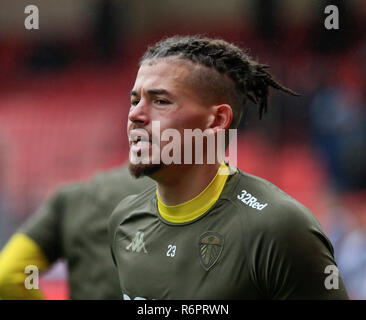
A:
0;165;154;299
109;35;349;300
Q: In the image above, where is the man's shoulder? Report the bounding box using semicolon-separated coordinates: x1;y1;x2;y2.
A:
91;166;154;201
225;168;334;257
91;165;133;186
54;165;154;203
108;184;157;233
225;168;323;232
116;184;157;211
46;167;121;199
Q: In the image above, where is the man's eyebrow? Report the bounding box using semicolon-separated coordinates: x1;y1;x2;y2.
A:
130;89;174;97
146;89;173;97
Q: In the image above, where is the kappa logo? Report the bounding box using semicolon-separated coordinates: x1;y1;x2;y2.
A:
199;231;224;271
126;231;148;254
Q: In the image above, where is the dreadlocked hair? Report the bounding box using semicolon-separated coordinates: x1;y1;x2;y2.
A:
140;35;299;127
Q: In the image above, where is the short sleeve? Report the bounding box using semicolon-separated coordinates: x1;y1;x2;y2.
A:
18;190;65;264
252;205;350;300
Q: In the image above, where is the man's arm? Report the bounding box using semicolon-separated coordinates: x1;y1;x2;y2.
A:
0;233;49;299
0;189;65;299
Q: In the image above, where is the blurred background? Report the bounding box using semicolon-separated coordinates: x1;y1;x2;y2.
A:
0;0;365;299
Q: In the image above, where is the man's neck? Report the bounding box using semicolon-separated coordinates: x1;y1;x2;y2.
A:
152;163;221;206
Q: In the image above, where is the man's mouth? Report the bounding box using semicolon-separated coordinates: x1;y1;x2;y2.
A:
129;130;152;152
131;136;151;147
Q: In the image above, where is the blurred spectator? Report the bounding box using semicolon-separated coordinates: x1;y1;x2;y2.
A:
254;0;279;41
337;224;366;299
0;135;17;250
326;192;366;299
25;40;72;73
93;0;129;62
309;81;366;191
94;0;117;61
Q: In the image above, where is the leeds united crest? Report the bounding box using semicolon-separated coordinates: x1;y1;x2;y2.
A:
199;231;224;270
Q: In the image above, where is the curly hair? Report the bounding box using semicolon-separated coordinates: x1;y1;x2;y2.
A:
140;35;299;128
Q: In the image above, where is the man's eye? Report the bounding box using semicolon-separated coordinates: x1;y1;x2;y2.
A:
155;99;169;105
131;100;139;106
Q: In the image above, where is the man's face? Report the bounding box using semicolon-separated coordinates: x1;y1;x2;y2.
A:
127;59;212;178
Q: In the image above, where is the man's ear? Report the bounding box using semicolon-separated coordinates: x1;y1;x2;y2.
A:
207;104;233;133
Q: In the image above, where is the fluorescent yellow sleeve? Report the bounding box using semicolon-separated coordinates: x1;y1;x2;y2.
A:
0;233;50;300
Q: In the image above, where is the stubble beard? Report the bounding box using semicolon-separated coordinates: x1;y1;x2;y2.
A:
128;162;164;179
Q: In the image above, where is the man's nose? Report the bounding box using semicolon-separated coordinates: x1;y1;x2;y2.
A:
128;100;150;125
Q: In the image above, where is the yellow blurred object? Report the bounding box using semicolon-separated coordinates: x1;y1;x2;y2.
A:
0;233;49;300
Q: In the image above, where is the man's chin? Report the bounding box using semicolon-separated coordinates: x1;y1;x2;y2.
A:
128;162;163;179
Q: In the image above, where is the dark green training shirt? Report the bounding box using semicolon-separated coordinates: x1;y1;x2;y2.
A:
109;166;349;300
19;166;154;300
